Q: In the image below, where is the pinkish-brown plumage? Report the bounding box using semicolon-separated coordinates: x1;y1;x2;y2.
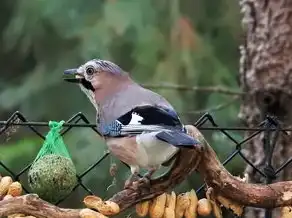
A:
97;81;175;126
106;136;139;167
63;59;198;189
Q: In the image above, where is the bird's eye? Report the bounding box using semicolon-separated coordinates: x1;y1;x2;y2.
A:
85;66;95;76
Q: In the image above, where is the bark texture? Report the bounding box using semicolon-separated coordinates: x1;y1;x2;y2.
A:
239;0;292;217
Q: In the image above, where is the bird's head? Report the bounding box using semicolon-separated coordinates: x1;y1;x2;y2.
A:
63;59;130;103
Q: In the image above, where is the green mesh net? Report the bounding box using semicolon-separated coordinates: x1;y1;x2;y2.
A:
28;120;77;203
33;120;71;162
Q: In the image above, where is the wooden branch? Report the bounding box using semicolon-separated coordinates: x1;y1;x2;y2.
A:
189;124;292;208
0;194;81;218
1;125;292;218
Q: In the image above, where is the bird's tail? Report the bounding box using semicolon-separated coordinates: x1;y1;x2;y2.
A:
155;130;200;148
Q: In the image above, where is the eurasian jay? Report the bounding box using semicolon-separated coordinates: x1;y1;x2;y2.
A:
63;59;200;188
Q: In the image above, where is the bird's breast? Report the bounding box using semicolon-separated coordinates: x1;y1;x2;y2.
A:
105;132;179;169
105;136;142;166
136;132;179;167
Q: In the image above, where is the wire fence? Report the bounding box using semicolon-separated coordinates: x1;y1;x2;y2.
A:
0;111;291;218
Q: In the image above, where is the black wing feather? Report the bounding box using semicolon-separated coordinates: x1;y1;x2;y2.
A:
117;105;182;127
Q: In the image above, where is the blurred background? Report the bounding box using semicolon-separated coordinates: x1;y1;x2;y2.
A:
0;0;243;217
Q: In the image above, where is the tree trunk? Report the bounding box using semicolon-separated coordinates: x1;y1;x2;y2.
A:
239;0;292;217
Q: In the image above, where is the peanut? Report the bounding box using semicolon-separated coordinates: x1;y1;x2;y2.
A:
20;216;36;218
83;195;120;216
163;192;176;218
79;208;108;218
7;214;26;218
163;208;175;218
206;188;222;218
197;198;212;216
8;181;22;197
217;195;244;217
166;191;176;210
149;193;167;218
184;189;198;218
175;193;190;218
136;200;150;217
281;207;292;218
0;176;13;197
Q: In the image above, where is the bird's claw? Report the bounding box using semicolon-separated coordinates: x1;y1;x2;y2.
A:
124;172;140;189
124;175;152;193
135;172;153;192
138;176;151;187
130;176;152;193
143;170;154;180
124;169;156;192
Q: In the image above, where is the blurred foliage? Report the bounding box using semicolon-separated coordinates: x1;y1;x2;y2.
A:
0;0;243;217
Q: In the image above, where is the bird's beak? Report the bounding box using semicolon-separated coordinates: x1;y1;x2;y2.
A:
63;68;84;83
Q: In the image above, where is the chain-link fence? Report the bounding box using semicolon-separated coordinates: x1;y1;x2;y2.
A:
0;111;291;218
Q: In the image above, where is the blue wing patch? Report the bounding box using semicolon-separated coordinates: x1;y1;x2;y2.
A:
155;130;200;148
97;105;184;137
97;120;122;137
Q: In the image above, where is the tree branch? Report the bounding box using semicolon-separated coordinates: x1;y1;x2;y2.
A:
183;96;239;115
141;83;244;96
189;125;292;208
1;125;292;218
0;194;81;218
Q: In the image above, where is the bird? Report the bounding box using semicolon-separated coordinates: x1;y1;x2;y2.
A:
63;59;200;189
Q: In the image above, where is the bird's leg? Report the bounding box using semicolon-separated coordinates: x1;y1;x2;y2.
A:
137;167;157;189
124;172;140;189
143;167;157;180
124;166;140;189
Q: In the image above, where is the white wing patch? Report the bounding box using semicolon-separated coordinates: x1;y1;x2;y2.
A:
129;112;144;124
